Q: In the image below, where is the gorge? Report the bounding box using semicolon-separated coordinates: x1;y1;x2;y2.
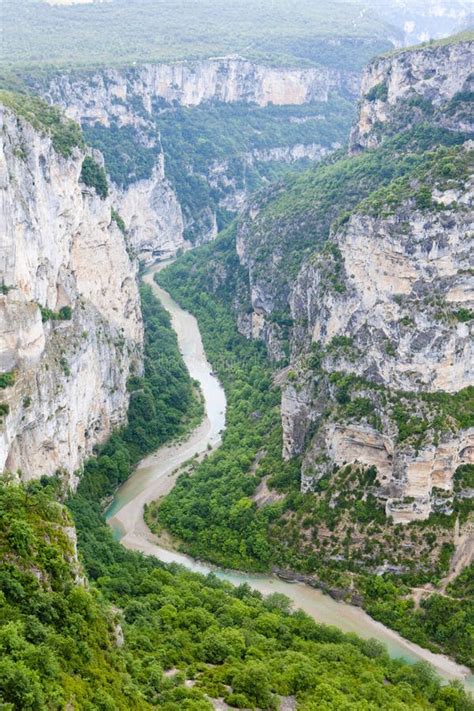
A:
0;1;473;708
106;264;474;689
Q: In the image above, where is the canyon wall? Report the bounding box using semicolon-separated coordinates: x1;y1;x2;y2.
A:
350;37;473;151
0;104;143;482
209;142;337;213
109;155;185;262
291;189;473;395
233;37;474;523
285;171;474;522
36;58;359;254
44;59;359;117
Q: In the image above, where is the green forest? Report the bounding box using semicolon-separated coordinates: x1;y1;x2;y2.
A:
83;96;355;242
3;282;470;709
154;238;474;669
84;98;355;190
2;0;392;73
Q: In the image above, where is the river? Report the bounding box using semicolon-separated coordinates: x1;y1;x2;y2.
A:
106;263;473;691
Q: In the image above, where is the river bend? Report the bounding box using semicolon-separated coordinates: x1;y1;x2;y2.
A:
106;263;473;690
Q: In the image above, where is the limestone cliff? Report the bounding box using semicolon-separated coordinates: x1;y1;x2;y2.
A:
0;103;143;482
291;186;473;395
284;166;473;522
350;35;473;151
110;156;185;262
231;37;473;524
44;59;359;115
209;143;339;213
34;58;359;252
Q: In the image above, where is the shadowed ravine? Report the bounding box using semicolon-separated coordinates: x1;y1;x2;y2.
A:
106;263;473;690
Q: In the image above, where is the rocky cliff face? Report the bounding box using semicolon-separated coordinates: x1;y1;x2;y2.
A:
45;59;359;115
209;142;339;213
232;37;474;523
0;104;143;482
350;36;473;151
35;58;359;253
284;169;473;522
110;155;185;262
291;190;473;395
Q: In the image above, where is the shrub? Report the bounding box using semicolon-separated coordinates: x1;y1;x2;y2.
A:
58;306;72;320
454;308;473;323
40;305;73;322
0;373;15;389
365;83;388;102
111;208;126;234
80;156;109;199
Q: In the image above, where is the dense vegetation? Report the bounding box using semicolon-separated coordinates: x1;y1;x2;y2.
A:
40;305;72;323
0;373;15;390
0;478;142;710
1;17;473;708
84;98;354;190
153;228;293;570
82;123;160;188
5;481;472;710
80;156;109;199
153;240;474;668
151;90;474;664
83;96;355;241
2;0;392;72
3;281;470;709
357;143;472;218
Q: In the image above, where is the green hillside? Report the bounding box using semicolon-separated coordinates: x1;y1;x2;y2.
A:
2;0;393;73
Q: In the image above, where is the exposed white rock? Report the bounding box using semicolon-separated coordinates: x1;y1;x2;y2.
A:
231;39;473;524
291;187;473;394
208;143;334;212
0;104;143;482
281;379;315;460
284;174;473;521
301;423;394;489
111;158;185;262
350;37;473;150
45;59;359;117
37;59;359;252
300;421;474;523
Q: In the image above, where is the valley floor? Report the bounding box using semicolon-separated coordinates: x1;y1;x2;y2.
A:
107;264;474;690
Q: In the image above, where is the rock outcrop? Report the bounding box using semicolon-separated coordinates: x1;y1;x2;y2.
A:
0;104;143;482
209;143;339;213
299;421;474;523
284;165;473;522
110;156;185;262
291;190;473;395
350;35;473;151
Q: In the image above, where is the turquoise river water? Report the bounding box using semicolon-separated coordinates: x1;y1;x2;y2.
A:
106;264;473;692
